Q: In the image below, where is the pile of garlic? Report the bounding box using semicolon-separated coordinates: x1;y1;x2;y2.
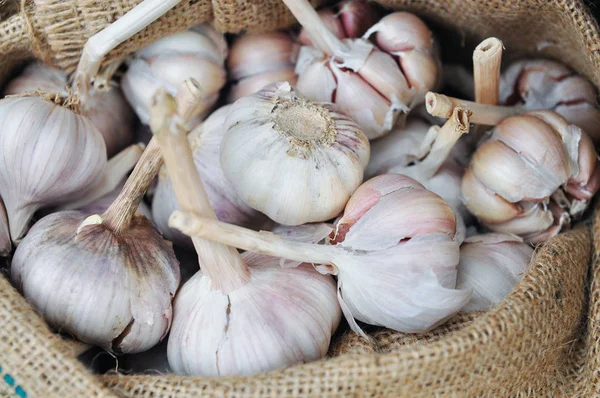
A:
2;0;598;379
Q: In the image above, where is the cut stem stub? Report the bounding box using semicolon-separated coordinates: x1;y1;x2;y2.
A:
426;92;524;125
473;37;503;106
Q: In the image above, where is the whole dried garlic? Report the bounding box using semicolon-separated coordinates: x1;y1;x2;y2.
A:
289;0;440;139
170;174;470;336
462;110;600;242
499;59;600;145
148;93;341;376
221;82;370;225
0;94;107;242
4;61;135;157
122;24;227;127
365;108;472;242
152;105;268;247
456;233;533;312
227;32;299;102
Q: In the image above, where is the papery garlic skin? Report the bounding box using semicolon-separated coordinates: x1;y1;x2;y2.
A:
0;96;106;242
4;62;135;157
12;211;180;353
0;198;11;256
462;111;600;242
221;82;370;225
122;25;227;126
153;105;268;247
167;252;341;376
456;233;533;312
499;59;600;144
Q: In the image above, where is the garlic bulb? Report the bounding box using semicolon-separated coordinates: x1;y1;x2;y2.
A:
12;210;180;353
4;62;135;157
227;32;299;102
290;0;440;139
221;82;370;225
0;198;11;256
462;111;600;242
170;174;470;335
149;92;341;376
456;233;533;312
365;110;472;242
0;95;106;242
298;0;381;45
152;105;268;247
499;59;600;144
122;24;227;126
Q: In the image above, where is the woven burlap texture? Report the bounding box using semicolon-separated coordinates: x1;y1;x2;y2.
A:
1;0;600;396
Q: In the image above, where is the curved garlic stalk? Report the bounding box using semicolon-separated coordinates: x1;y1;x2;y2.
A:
0;94;107;243
4;61;135;157
152;105;268;247
122;24;227;127
221;82;370;225
227;32;299;102
150;92;341;376
291;0;440;139
365;108;472;242
76;179;152;220
0;198;11;256
170;174;470;336
499;59;600;144
462;110;600;242
456;233;533;312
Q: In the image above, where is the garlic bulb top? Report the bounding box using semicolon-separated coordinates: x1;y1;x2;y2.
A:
462;111;600;242
221;82;370;225
170;174;470;335
292;0;440;139
168;253;340;376
152;105;268;247
4;62;135;157
122;24;227;126
0;95;106;242
456;233;533;312
12;211;180;353
499;59;600;144
227;32;299;102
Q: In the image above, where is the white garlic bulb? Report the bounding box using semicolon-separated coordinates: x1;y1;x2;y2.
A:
12;210;180;353
0;95;106;242
170;174;470;335
0;198;10;256
122;24;227;126
456;233;533;312
227;32;299;102
168;253;340;375
499;59;600;144
152;105;268;247
4;61;135;157
462;111;600;242
221;82;370;225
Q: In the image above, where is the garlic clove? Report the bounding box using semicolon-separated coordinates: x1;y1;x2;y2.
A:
397;48;440;101
137;29;225;65
364;12;433;54
12;211;180;353
298;9;345;46
338;0;382;39
221;82;370;225
295;50;337;102
228;69;298;103
0;96;107;242
456;233;533;312
357;50;413;107
167;254;340;376
483;202;554;238
0;198;11;256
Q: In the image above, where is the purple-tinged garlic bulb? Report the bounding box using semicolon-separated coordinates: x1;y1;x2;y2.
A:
456;233;533;312
462;111;600;242
499;59;600;144
221;82;370;225
152;105;268;247
4;61;135;157
170;174;470;336
227;32;299;102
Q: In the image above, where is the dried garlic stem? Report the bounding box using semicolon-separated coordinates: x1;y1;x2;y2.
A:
58;144;145;211
152;91;250;292
419;106;471;178
175;79;204;124
281;0;346;55
426;92;524;125
473;38;503;105
169;211;337;265
73;0;184;102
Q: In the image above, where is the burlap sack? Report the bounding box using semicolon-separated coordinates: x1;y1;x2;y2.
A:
0;0;599;396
